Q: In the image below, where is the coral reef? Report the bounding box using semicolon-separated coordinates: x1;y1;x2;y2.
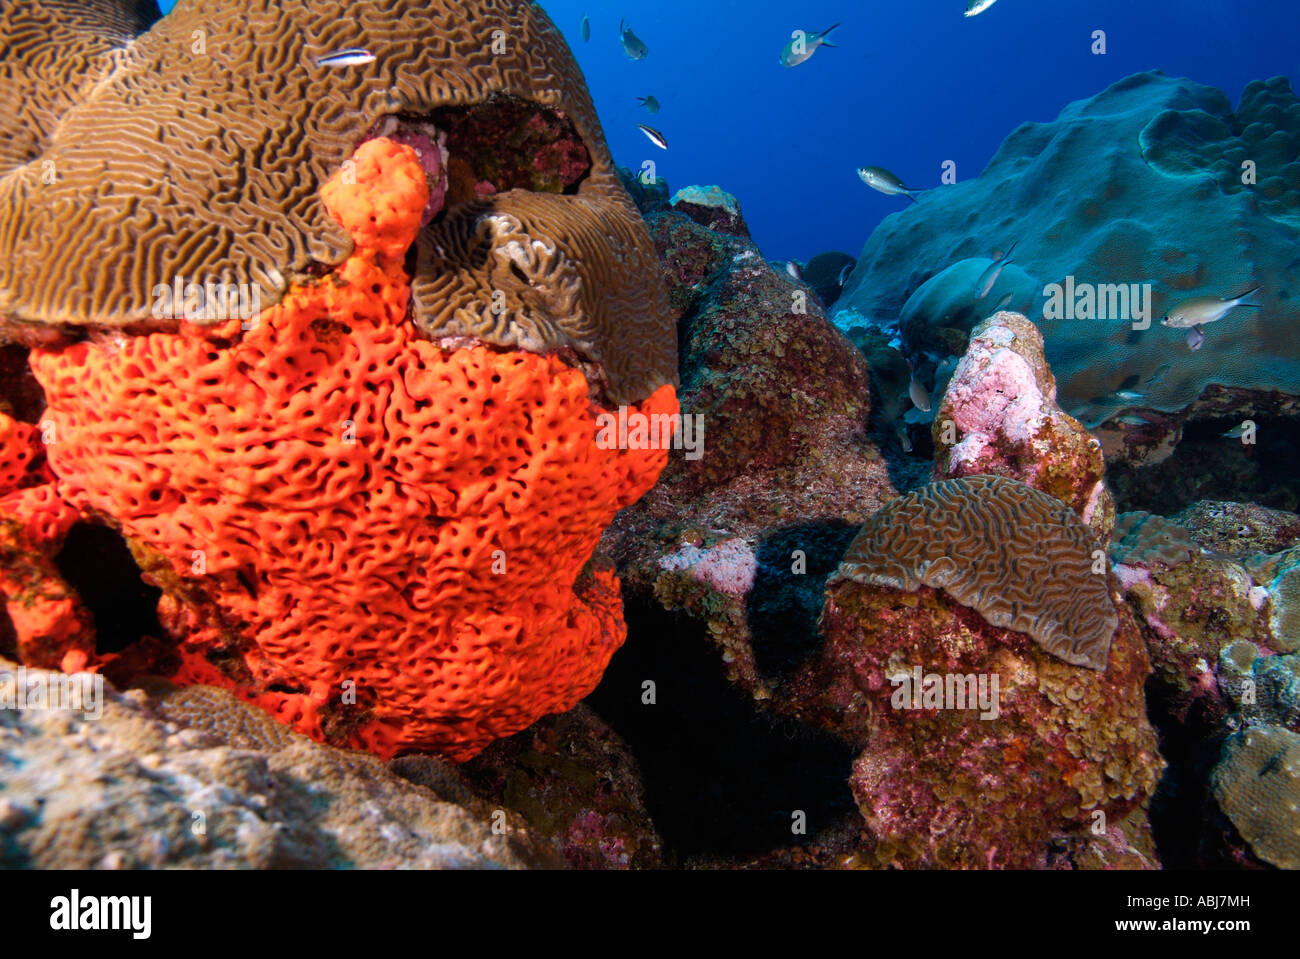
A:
669;185;748;237
604;188;897;704
1173;500;1300;557
813;546;1162;868
835;72;1300;484
459;705;663;869
1218;641;1300;731
802;252;856;309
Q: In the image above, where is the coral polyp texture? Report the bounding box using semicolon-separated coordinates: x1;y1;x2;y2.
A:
0;0;674;404
20;130;675;761
1211;725;1300;869
832;475;1117;670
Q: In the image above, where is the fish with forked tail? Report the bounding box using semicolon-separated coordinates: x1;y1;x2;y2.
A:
1161;287;1262;329
976;240;1017;298
620;19;649;59
780;24;840;67
857;165;919;203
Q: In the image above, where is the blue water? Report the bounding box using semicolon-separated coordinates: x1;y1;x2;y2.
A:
158;0;1300;263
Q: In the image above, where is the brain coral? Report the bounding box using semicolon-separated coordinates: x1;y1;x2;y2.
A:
24;133;676;761
1211;725;1300;869
832;475;1117;670
0;0;161;175
0;0;673;404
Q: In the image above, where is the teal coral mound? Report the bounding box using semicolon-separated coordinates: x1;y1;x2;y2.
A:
1141;76;1300;232
835;72;1300;427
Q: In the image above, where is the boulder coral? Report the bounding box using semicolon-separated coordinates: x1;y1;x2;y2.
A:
834;71;1300;448
1211;724;1300;869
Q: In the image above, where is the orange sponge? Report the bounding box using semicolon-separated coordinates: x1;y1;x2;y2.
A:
0;411;90;668
27;139;676;760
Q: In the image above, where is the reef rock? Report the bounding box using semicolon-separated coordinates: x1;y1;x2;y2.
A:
932;311;1113;537
605;190;897;704
670;185;749;237
456;705;662;869
0;661;554;868
807;479;1163;868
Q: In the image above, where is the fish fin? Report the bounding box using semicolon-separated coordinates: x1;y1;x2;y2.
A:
1235;286;1263;306
820;40;839;48
905;191;919;204
822;23;841;38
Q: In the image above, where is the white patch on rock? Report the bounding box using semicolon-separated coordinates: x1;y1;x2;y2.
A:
659;538;758;597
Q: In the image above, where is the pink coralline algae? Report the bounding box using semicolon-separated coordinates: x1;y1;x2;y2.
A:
658;538;759;598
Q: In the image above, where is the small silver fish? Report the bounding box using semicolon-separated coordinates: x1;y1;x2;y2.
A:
779;24;840;68
995;292;1014;310
1161;287;1262;329
976;241;1017;298
638;124;668;150
786;261;803;281
1185;325;1205;351
909;374;931;413
1146;362;1172;385
1222;422;1252;439
894;425;914;453
838;262;854;287
1114;390;1145;402
315;47;375;68
637;95;660;114
965;0;998;17
620;19;649;59
581;14;590;42
857;165;918;203
1116;414;1153;427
